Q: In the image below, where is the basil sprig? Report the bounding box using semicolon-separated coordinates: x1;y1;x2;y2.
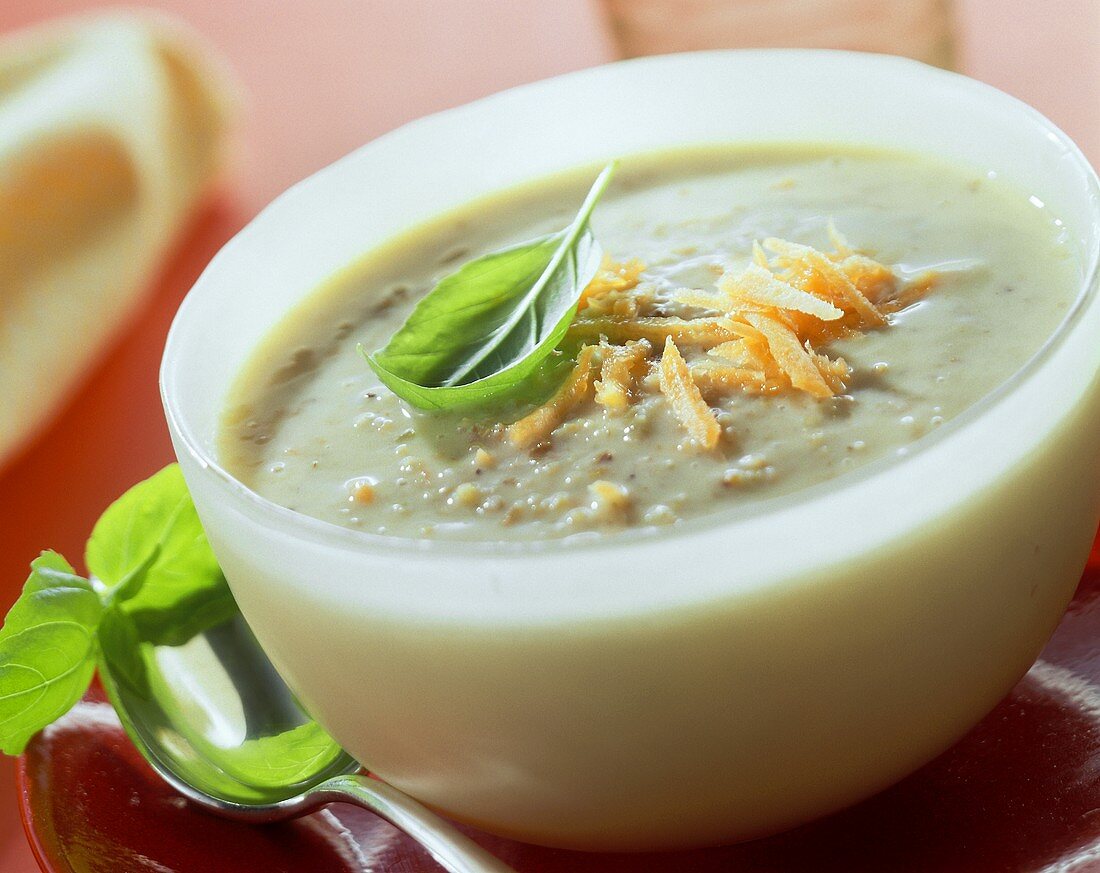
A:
0;465;229;755
364;161;617;411
0;553;100;753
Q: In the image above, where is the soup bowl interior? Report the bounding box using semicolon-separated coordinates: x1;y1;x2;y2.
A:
161;50;1100;850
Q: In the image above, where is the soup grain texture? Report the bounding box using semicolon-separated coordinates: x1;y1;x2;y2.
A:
220;145;1078;541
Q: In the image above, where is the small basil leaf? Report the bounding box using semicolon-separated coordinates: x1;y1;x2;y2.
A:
1;467;238;757
0;553;100;755
85;465;223;618
369;233;561;388
1;551;100;635
105;544;161;608
365;161;616;411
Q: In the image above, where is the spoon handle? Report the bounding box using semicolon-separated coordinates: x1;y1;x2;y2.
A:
313;773;518;873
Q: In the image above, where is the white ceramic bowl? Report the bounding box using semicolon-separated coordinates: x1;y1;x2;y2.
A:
162;50;1100;850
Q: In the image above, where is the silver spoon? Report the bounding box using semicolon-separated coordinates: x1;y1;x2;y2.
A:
95;600;516;873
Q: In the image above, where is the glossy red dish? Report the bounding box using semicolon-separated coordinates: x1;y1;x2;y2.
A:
18;535;1100;872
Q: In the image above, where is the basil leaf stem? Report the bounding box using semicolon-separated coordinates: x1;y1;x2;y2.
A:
0;553;100;755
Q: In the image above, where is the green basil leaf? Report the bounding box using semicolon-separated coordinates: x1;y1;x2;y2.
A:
85;464;223;620
106;544;161;607
2;551;100;635
364;161;616;411
0;552;100;754
1;467;237;756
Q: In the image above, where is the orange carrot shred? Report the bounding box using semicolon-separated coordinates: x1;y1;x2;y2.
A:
658;337;721;449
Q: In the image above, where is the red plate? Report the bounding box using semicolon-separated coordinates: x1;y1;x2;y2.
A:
19;535;1100;872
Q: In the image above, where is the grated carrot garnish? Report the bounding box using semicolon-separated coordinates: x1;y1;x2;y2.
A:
569;315;736;347
826;220;853;258
505;345;599;449
690;363;772;397
707;339;752;366
594;339;651;412
752;240;770;268
764;238;887;328
715;321;788;381
743;312;834;399
808;347;852;394
493;226;929;443
880;271;938;314
835;254;897;304
658;337;721;449
673;287;734;314
578;257;647;315
718;262;845;322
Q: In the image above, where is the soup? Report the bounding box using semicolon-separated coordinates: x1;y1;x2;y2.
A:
219;145;1077;541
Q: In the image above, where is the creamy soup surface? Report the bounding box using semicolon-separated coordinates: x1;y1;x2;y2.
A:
219;145;1078;542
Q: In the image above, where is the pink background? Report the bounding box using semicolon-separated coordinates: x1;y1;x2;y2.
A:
0;2;1096;869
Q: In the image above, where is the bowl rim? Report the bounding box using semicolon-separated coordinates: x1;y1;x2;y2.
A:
161;48;1100;567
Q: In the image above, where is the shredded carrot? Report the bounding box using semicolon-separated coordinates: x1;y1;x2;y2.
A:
673;287;733;313
836;254;897;304
579;257;647;315
765;238;887;328
714;322;788;382
880;271;938;313
505;345;599;449
690;363;771;397
826;220;853;258
743;312;834;398
594;339;651;412
658;337;721;449
707;339;752;366
569;315;736;347
718;262;845;322
808;347;852;393
491;226;931;444
752;240;770;268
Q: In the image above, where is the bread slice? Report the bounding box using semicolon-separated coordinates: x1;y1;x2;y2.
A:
0;12;236;468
